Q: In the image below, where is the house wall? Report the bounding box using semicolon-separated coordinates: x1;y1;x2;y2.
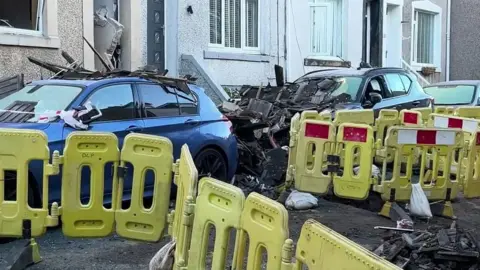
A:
402;0;448;83
286;0;364;81
449;0;480;80
174;0;286;87
0;0;84;82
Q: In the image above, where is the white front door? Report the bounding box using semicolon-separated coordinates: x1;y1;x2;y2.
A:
384;3;403;67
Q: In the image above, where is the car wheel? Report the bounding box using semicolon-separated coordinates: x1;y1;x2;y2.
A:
0;171;39;243
194;148;228;182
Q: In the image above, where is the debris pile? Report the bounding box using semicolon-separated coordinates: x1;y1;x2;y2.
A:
374;221;480;269
220;84;294;198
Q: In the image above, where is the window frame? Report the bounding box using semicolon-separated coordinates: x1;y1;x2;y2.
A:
308;0;343;58
410;0;442;72
0;0;60;48
80;83;140;123
135;83;200;119
208;0;262;53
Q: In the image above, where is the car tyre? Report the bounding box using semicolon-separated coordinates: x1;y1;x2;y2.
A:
0;171;39;244
194;148;228;182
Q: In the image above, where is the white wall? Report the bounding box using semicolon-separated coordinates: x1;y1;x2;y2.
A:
174;0;286;87
286;0;364;81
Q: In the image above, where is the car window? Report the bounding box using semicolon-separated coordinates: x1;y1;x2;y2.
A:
137;84;180;117
0;84;82;123
385;74;407;97
365;76;389;99
424;85;476;105
87;84;135;121
399;74;412;92
166;86;198;115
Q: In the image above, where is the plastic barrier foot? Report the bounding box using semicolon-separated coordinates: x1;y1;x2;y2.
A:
431;201;456;219
5;238;42;270
379;201;392;218
378;202;413;222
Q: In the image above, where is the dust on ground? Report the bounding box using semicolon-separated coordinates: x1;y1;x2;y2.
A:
1;197;479;269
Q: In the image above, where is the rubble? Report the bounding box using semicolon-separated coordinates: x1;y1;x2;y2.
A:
374;221;480;269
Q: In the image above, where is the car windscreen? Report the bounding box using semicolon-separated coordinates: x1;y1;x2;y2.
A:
291;76;364;105
0;84;82;123
424;85;476;105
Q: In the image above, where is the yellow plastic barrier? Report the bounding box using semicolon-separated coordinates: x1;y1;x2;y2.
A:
285;113;301;189
333;123;374;200
412;107;432;123
456;106;480;120
0;129;60;237
115;134;174;242
374;127;464;218
374;110;399;163
293;119;335;195
188;178;245;269
61;132;120;237
434;106;455;115
234;193;289;270
294;220;401;270
171;145;198;269
333;109;375;126
464;132;480;198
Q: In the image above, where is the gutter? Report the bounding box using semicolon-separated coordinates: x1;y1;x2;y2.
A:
446;0;451;81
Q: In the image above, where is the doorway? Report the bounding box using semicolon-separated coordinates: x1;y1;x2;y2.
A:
384;3;402;67
147;0;165;72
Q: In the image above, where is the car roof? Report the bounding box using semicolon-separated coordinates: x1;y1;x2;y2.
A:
425;80;480;87
30;77;153;87
297;67;407;81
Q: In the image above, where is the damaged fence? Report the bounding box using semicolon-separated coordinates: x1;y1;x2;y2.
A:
0;129;399;270
284;107;480;220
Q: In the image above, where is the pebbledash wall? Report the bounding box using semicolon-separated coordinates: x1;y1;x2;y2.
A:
0;0;84;82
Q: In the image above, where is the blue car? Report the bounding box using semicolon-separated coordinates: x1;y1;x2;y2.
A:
0;77;237;207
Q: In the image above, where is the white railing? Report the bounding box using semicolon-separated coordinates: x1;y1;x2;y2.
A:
401;59;430;87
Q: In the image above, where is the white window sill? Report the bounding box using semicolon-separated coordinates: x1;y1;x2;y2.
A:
0;28;60;49
411;63;441;73
204;50;270;63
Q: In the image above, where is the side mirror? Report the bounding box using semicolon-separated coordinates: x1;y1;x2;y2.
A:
369;92;383;105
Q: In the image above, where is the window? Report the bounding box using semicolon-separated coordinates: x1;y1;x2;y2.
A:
170;87;198;115
0;0;44;31
424;85;477;105
414;11;434;64
0;84;82;123
385;74;410;97
411;1;442;69
209;0;260;50
87;84;135;121
309;0;342;57
0;0;59;48
138;84;180;118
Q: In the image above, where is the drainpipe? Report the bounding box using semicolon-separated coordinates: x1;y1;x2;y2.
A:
284;0;288;81
362;0;368;63
446;0;451;81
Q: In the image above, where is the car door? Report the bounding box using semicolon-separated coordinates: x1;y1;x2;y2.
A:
136;83;201;187
63;83;144;203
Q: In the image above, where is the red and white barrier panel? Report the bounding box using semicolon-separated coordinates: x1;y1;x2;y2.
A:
433;115;478;133
398;129;456;145
403;111;421;125
305;123;331;139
